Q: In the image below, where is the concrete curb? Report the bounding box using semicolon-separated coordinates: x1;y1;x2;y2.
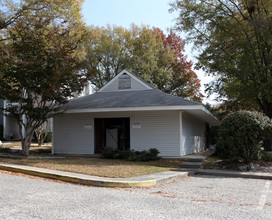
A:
196;169;272;180
0;162;193;188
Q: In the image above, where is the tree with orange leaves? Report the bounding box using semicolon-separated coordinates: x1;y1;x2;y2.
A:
86;25;202;102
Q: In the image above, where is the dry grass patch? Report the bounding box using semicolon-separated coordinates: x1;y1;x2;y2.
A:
203;155;220;169
0;157;180;178
2;141;52;150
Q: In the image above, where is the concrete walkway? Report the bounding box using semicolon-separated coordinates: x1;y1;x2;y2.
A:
0;162;194;188
162;149;214;161
180;150;214;169
163;149;215;169
197;169;272;180
181;149;215;159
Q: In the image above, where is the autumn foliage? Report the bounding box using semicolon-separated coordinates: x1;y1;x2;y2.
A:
86;25;202;102
154;28;202;101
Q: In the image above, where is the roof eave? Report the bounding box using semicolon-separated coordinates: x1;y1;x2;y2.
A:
63;105;220;126
65;105;199;113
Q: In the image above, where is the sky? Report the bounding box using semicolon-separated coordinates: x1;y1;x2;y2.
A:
81;0;217;104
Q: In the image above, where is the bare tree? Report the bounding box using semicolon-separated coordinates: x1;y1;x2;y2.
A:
34;121;48;146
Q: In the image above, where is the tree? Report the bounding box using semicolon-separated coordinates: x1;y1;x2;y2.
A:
171;0;272;115
35;121;48;146
155;28;202;99
0;0;88;156
1;0;26;30
171;0;272;150
85;25;202;101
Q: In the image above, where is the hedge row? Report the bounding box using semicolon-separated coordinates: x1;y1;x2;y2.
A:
101;147;160;161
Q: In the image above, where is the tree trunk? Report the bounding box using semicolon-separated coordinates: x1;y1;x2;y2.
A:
21;139;30;157
37;134;42;146
21;126;35;157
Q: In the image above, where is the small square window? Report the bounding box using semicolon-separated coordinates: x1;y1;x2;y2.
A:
118;73;131;89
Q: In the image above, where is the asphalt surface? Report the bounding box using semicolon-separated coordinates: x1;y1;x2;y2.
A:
0;171;271;220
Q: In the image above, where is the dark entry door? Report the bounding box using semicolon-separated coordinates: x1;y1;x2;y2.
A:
94;118;130;153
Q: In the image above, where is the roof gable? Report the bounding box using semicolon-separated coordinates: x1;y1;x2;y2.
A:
98;69;153;92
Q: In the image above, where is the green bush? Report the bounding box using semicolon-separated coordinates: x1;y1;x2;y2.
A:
101;147;160;161
101;147;116;159
216;111;272;162
127;149;159;161
261;151;272;162
0;147;12;154
101;147;132;159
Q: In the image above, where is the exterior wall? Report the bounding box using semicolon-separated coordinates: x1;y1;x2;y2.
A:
53;113;94;154
53;110;181;156
181;111;206;155
101;77;149;92
0;99;53;141
130;111;181;157
3;116;21;140
1;100;20;140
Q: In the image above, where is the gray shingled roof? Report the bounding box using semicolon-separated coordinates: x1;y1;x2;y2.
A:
63;89;201;110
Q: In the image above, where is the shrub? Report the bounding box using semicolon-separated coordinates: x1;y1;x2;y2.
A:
35;149;52;154
127;149;160;161
101;147;132;159
261;151;272;162
101;147;160;161
216;111;272;162
0;147;12;154
101;147;117;159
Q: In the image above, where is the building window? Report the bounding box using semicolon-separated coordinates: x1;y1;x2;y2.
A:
118;73;131;89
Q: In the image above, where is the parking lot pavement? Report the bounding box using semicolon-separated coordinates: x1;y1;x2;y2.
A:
0;171;271;220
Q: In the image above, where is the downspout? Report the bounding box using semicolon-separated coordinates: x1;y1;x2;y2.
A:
3;100;6;139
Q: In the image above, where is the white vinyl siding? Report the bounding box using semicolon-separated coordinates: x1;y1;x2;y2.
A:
53;113;93;154
101;77;149;92
3;116;20;140
181;111;206;155
130;111;180;157
53;110;181;156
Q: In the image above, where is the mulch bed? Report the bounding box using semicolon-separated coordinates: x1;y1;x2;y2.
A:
213;160;272;173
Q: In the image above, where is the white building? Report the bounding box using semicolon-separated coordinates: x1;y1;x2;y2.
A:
53;69;220;156
0;100;21;140
0;100;53;141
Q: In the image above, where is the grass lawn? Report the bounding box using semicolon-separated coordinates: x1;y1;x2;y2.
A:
2;141;52;151
0;157;181;178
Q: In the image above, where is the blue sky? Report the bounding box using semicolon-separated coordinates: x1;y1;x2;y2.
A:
81;0;216;104
82;0;177;32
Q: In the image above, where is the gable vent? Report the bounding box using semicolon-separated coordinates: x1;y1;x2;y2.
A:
118;73;131;90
